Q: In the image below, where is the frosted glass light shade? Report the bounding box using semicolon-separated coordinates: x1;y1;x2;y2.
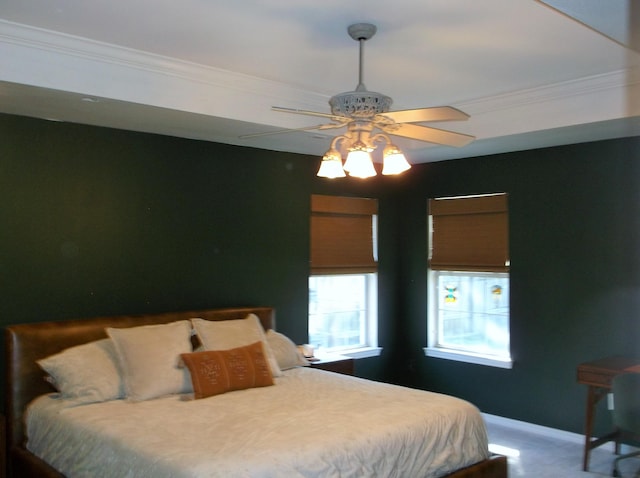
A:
344;149;376;178
382;150;411;175
317;150;346;178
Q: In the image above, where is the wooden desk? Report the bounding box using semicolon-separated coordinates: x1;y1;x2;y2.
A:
577;356;640;471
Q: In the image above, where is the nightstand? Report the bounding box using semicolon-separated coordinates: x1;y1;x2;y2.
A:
308;354;354;376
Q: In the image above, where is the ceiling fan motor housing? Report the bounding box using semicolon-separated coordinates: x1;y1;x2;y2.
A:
329;91;392;118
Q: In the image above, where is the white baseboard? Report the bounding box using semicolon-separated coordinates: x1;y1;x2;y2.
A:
483;413;640;455
482;413;591;446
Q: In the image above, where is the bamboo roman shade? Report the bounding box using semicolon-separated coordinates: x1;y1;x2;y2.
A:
311;195;378;274
429;194;509;272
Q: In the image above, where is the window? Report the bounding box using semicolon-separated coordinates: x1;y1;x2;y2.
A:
426;193;512;368
308;195;380;358
308;274;377;351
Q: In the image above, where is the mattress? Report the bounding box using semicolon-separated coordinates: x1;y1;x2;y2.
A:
26;367;490;478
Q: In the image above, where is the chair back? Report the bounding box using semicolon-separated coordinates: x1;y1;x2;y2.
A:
612;373;640;433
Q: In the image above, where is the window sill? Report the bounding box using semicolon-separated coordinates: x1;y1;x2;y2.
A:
337;347;382;359
423;347;513;369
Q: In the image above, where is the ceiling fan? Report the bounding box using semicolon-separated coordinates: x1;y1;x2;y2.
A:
244;23;475;178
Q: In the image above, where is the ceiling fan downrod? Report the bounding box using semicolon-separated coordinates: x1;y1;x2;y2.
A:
329;24;392;118
347;23;377;92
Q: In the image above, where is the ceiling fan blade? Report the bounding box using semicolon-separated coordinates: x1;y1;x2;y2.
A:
238;122;343;140
383;123;475;147
272;106;351;124
380;106;469;124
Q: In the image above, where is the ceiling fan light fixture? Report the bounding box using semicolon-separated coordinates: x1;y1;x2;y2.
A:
382;143;411;175
317;148;346;178
260;22;474;180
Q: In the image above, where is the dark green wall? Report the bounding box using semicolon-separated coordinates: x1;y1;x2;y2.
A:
0;113;399;395
2;112;639;436
1;115;311;330
395;137;640;435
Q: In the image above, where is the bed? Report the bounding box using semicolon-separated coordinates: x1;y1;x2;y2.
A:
5;306;507;478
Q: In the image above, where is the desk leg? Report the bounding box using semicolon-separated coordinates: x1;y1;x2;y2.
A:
582;386;597;471
583;385;608;471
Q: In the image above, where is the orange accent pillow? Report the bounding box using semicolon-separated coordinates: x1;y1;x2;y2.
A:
180;341;274;399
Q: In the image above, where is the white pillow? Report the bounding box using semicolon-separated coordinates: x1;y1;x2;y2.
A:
191;314;282;377
266;330;309;370
107;320;193;401
37;338;123;405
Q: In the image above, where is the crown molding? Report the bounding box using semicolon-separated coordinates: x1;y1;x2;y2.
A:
1;18;638;159
0;20;330;119
4;19;637;124
459;67;640;115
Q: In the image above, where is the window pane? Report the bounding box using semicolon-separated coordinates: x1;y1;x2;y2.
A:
308;274;369;351
435;271;510;359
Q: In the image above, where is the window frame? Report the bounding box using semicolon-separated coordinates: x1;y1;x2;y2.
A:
308;272;380;358
425;269;512;369
308;195;381;359
425;194;513;369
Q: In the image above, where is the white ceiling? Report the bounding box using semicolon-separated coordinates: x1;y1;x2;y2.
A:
1;0;639;164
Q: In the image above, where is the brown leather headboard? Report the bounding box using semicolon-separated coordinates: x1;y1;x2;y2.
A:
5;306;275;451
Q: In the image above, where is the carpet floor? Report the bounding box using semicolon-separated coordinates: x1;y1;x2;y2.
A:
486;420;639;477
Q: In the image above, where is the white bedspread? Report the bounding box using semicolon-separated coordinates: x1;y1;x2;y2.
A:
26;367;489;478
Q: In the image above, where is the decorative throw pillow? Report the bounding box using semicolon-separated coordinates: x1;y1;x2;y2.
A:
37;338;123;404
191;314;282;377
266;329;309;370
180;341;274;399
107;320;193;401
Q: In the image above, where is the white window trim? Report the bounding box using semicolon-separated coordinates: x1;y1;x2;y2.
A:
423;346;513;369
342;346;383;359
